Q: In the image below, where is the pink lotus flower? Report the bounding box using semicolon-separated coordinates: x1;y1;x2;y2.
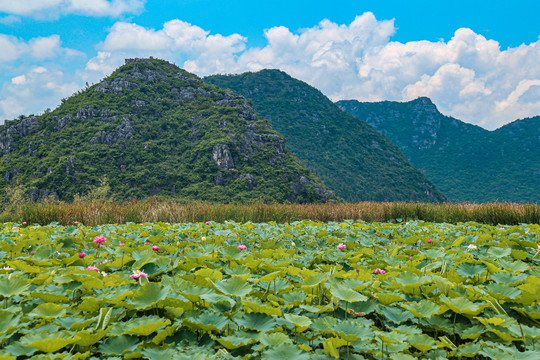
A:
237;244;247;250
426;238;433;244
22;222;27;225
373;268;386;275
152;245;159;251
336;243;346;250
86;265;99;271
120;242;125;246
205;221;210;225
130;270;148;279
93;236;106;245
409;256;413;261
145;242;150;245
74;221;79;225
78;252;86;258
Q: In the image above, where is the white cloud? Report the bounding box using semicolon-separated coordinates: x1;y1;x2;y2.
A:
0;0;145;18
81;14;540;129
0;34;64;62
0;66;80;121
0;15;21;24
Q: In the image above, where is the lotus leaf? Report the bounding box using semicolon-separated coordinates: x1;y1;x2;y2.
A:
215;331;258;349
334;319;374;342
393;272;430;289
20;330;80;353
141;347;178;360
0;310;21;334
212;276;252;297
258;332;293;347
378;306;415;324
0;342;37;358
0;276;29;297
28;303;68;318
284;313;312;332
439;295;487;316
97;335;139;356
73;329;108;346
456;262;487;278
261;343;311;360
330;284;367;302
485;283;522;300
235;312;277;332
184;310;229;332
403;300;442;318
242;299;282;316
128;283;170;309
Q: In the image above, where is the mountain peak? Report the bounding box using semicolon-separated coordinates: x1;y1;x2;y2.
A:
0;58;336;203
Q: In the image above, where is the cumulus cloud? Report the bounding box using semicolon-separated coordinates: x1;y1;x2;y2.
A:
0;0;145;18
0;66;79;121
0;34;65;62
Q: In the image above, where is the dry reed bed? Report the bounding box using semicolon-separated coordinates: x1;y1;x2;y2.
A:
1;199;538;225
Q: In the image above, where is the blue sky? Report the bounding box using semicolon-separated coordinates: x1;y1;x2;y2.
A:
1;0;539;129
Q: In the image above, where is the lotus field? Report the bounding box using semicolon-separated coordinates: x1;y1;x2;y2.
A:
0;220;539;359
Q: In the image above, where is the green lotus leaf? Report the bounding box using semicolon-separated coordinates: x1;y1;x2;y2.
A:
490;272;527;285
281;291;307;305
330;284;367;302
334;319;375;342
259;332;293;347
478;342;540;359
81;277;103;290
403;300;442;318
5;259;41;273
511;305;540;320
73;329;108;347
299;304;333;313
439;295;487;316
258;271;283;283
376;292;404;305
455;263;487;278
200;293;236;307
227;265;252;276
393;272;430;288
461;325;486;339
0;276;29;297
184;310;229;332
390;353;417;360
212;276;252;297
456;342;482;357
215;331;258;349
152;324;179;344
122;315;171;336
498;259;530;272
28;303;68;318
0;341;37;358
488;247;512;258
20;331;80;353
98;335;139;356
76;297;101;312
302;273;326;287
378;306;415;324
235;313;277;332
242;299;282;316
261;343;311;360
407;333;436;352
283;313;312;332
141;347;179;360
0;310;21;334
485;283;522;300
128;283;170;309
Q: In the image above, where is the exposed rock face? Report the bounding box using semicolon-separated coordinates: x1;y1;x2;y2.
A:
26;187;57;201
89;118;135;145
0;116;40;154
76;107;112;121
212;144;234;170
4;168;19;182
94;77;139;94
239;173;256;190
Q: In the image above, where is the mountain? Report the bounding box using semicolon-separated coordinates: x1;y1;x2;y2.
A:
337;98;540;203
0;58;337;203
205;70;446;203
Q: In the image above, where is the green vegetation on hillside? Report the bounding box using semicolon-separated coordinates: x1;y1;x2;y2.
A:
0;58;335;204
205;70;446;203
337;98;540;203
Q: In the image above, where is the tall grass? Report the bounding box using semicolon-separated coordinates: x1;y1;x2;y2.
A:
0;198;538;225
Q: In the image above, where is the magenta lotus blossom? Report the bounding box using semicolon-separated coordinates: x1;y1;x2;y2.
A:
130;270;148;279
22;222;27;225
86;265;99;271
426;238;433;243
237;244;247;250
145;242;150;245
74;221;79;225
78;252;86;258
336;243;346;250
152;245;160;251
409;256;413;261
93;236;106;245
205;221;210;225
373;268;386;275
120;242;125;246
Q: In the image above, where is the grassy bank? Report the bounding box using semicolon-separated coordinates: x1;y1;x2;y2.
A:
1;198;538;225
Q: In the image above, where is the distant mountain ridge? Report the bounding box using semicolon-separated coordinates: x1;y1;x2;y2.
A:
0;58;337;203
337;97;540;203
205;70;446;202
